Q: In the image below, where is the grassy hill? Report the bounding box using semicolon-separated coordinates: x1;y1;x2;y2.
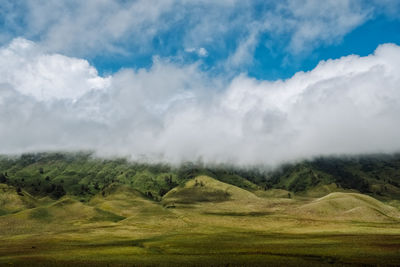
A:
0;183;37;215
1;152;400;265
292;192;400;222
162;175;257;205
1;152;400;203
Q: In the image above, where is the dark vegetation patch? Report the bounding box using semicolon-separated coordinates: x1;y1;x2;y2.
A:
167;188;231;204
89;208;126;223
29;207;52;222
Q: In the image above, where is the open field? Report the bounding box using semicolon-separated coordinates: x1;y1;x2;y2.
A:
1;175;400;266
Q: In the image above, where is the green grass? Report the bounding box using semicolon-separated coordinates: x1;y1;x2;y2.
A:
1;153;400;265
1;177;400;266
29;207;52;222
1;219;400;266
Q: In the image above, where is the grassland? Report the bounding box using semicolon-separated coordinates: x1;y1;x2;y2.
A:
1;154;400;266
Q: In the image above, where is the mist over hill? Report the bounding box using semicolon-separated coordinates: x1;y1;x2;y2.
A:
2;40;400;165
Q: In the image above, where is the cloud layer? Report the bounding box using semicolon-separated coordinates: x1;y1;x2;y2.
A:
1;38;400;165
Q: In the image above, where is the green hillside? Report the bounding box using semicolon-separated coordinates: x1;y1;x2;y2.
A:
1;152;400;265
0;176;399;266
1;152;400;203
162;175;258;205
265;154;400;199
0;157;400;266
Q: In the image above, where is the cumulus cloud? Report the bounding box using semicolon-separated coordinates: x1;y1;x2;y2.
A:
1;38;400;165
0;38;110;101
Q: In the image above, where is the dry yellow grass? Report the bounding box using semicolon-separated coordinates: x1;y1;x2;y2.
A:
0;184;37;214
1;177;400;266
293;192;400;222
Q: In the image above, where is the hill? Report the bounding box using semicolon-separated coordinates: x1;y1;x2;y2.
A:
0;169;400;266
0;183;37;215
162;175;257;205
1;152;400;202
292;192;400;222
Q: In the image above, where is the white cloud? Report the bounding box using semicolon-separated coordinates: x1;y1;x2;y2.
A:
0;38;110;101
1;39;400;165
227;28;260;67
262;0;372;54
185;47;208;57
23;0;177;56
198;48;208;57
219;44;400;163
1;0;245;57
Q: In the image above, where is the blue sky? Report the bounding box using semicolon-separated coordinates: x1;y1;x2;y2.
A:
249;15;400;80
91;14;400;81
2;0;399;80
1;1;400;164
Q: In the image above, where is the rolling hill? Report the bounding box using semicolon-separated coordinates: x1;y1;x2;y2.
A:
1;152;400;266
292;192;400;222
1;152;400;202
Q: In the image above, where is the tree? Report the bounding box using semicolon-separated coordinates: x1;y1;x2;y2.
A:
0;173;7;183
164;176;173;185
159;188;169;196
46;184;56;193
53;185;66;198
16;187;24;196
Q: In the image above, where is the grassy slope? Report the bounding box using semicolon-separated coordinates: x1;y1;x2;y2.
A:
266;154;400;200
292;192;400;222
1;152;400;202
1;153;400;265
1;175;400;266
